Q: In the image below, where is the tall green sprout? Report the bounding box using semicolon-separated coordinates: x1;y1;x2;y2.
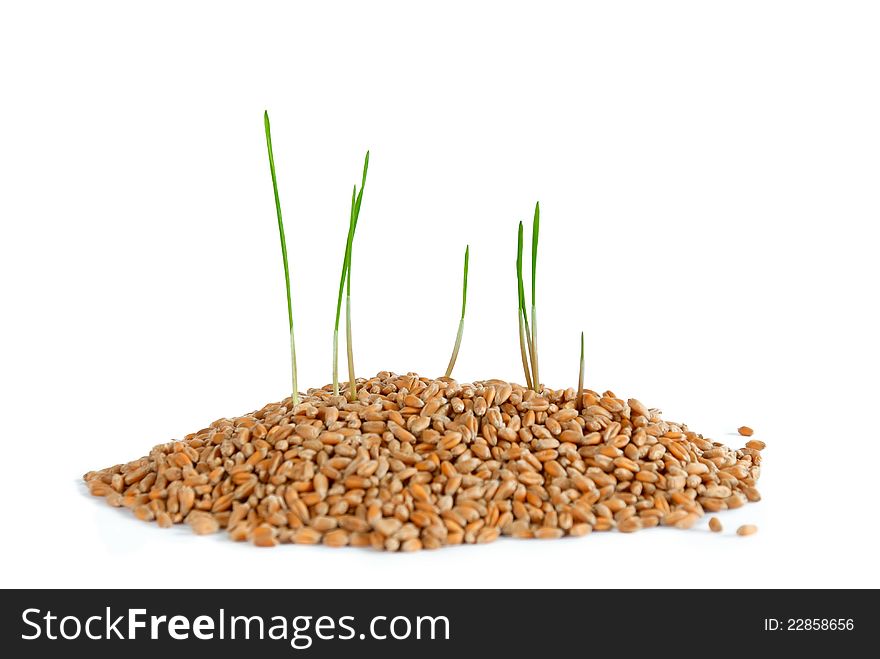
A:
444;245;469;378
529;202;541;390
263;111;299;407
516;222;534;390
333;151;369;401
516;203;541;390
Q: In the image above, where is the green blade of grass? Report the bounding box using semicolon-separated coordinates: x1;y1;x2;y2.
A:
518;313;533;390
577;331;584;410
444;244;469;378
531;202;540;303
344;151;370;401
346;152;370;295
518;221;534;356
345;292;356;401
331;186;357;396
333;151;369;398
529;201;540;391
263;111;298;407
352;150;370;241
461;244;470;319
344;185;358;402
516;222;534;389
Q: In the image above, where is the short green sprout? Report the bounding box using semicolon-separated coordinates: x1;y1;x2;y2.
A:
444;245;469;378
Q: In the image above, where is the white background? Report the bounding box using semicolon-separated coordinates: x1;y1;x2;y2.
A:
1;1;878;589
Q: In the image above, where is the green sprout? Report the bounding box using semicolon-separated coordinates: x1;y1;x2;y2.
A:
516;222;534;390
263;111;299;407
515;203;541;391
577;331;584;410
444;245;469;378
333;151;370;401
529;201;541;390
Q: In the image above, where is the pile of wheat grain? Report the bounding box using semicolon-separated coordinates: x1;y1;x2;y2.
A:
83;372;764;550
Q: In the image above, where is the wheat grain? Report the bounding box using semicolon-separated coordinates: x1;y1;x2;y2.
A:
84;373;763;551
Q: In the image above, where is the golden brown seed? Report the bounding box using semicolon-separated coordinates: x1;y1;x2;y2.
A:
701;498;726;513
617;517;643;533
228;525;249;542
534;527;564;540
745;439;766;451
410;483;430;502
708;517;723;533
736;524;758;536
189;515;219;535
350;532;371;548
738;426;754;437
704;485;732;499
476;527;500;544
675;514;700;530
88;481;113;497
211;493;234;513
663;510;698;529
133;505;154;522
339;515;371;533
253;526;278;547
310;516;338;532
178;486;195;516
313;473;329;499
373;518;402;537
323;529;350;547
294;528;322;545
569;523;592;537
